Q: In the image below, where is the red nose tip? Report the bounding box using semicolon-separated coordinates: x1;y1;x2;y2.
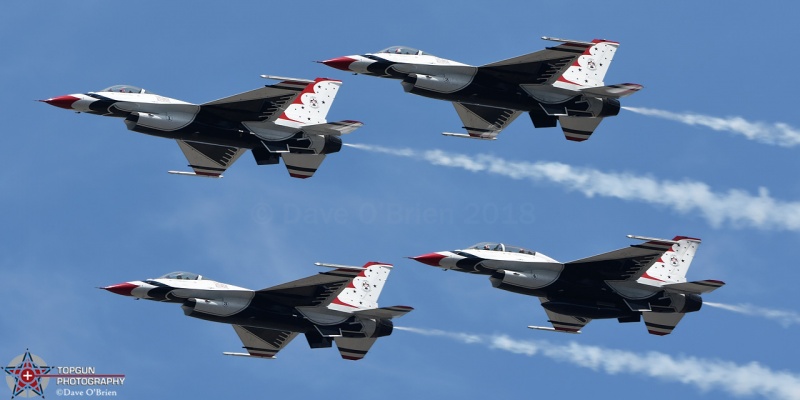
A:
103;282;138;296
321;56;357;71
410;253;446;267
40;95;80;110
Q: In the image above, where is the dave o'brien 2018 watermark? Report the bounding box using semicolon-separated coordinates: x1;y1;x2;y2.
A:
255;202;537;225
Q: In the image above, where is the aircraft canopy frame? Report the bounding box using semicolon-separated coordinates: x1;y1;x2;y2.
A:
376;46;429;56
99;85;146;94
158;271;204;280
468;242;535;255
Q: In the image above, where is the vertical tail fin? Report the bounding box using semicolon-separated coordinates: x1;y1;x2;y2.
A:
276;78;342;127
639;236;702;285
328;262;393;312
552;39;620;91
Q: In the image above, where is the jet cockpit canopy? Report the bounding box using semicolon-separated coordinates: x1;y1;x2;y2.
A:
468;242;535;255
159;271;204;280
99;85;146;94
376;46;429;56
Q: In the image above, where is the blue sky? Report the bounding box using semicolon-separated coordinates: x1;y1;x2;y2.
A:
3;1;800;399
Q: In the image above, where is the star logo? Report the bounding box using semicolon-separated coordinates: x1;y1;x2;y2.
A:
4;350;52;399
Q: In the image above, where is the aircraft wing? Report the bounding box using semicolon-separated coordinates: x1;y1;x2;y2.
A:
281;153;326;179
171;140;248;178
563;239;674;282
200;79;310;122
479;41;595;85
449;102;522;139
533;297;591;333
228;325;299;359
334;337;378;360
255;268;365;308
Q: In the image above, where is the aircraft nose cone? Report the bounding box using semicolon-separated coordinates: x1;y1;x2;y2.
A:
103;282;138;296
410;253;447;267
40;95;80;110
320;56;357;71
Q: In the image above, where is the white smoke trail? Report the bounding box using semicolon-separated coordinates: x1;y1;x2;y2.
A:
705;302;800;328
395;326;800;400
622;107;800;147
345;143;800;231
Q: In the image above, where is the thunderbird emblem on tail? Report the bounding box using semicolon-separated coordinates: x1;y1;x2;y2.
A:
321;37;641;142
102;262;412;360
411;235;723;336
40;76;362;179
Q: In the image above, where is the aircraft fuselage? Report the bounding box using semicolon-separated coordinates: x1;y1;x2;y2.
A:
327;53;621;118
105;276;392;339
412;244;702;322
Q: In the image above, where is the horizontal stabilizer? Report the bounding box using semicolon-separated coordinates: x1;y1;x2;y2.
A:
282;153;326;179
581;83;643;98
528;325;581;334
353;305;414;319
642;312;685;336
167;171;223;178
442;132;496;140
222;352;276;359
559;116;603;142
663;280;725;295
302;120;363;136
335;337;377;361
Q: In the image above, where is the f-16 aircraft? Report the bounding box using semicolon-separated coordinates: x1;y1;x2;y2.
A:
321;37;640;141
103;262;412;360
411;235;723;335
40;76;362;178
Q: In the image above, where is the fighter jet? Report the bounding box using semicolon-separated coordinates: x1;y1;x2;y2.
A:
411;235;723;335
102;262;412;360
321;37;641;141
40;76;362;178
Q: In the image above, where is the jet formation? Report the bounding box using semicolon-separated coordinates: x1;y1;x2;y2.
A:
412;235;723;335
74;37;726;364
103;262;412;360
322;37;641;141
41;76;362;178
